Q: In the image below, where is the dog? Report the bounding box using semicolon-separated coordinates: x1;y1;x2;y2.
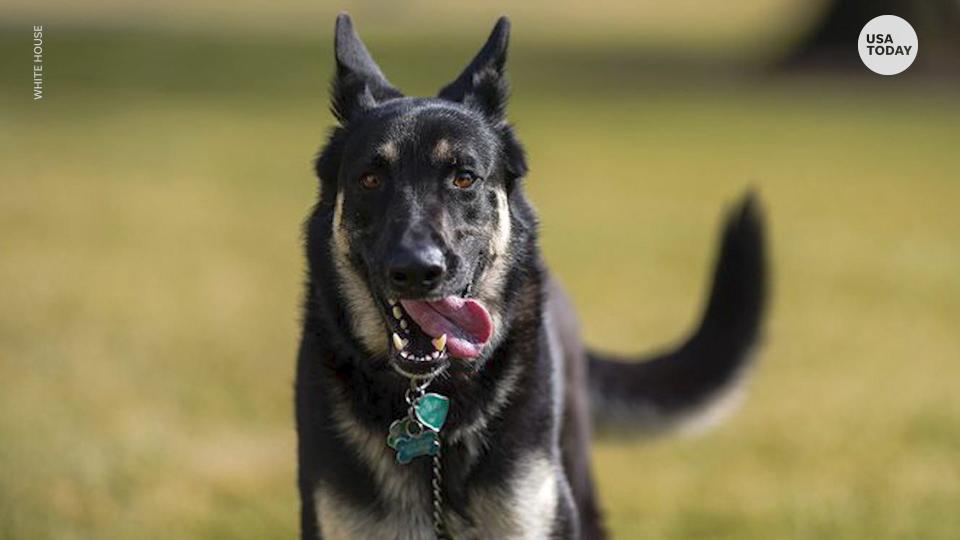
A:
296;13;767;540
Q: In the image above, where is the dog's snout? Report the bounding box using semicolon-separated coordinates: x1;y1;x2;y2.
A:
386;244;446;295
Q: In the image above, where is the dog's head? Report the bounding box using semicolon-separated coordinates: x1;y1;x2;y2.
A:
314;14;528;378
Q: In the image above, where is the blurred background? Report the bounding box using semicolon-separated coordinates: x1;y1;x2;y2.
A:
2;1;958;538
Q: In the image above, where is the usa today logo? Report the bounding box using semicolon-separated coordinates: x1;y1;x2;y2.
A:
858;15;918;76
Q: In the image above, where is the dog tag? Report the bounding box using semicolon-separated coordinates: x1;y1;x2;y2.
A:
414;393;449;432
395;430;440;464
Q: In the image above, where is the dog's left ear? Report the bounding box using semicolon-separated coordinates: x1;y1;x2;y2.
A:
438;17;511;124
331;13;403;123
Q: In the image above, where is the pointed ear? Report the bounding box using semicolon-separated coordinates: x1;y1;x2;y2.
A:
331;13;402;123
438;17;511;123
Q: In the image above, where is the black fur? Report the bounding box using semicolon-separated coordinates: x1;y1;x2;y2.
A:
296;13;768;540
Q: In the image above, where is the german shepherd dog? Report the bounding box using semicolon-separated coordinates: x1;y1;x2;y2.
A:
296;13;767;540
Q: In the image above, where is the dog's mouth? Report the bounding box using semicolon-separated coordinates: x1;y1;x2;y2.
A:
384;296;494;377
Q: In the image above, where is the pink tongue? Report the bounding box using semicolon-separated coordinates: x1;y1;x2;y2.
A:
399;297;493;359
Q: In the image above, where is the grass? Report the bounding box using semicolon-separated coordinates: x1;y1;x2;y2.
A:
2;22;959;539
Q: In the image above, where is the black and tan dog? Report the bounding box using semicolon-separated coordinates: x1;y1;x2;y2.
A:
296;13;767;540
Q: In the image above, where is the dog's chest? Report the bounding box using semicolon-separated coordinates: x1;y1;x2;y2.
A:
314;424;559;540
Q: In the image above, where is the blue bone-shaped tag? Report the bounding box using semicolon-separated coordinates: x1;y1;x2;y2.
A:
387;418;440;464
386;392;448;464
394;430;439;464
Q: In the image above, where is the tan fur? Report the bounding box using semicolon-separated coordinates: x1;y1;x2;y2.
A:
445;452;559;539
378;141;399;162
331;191;388;356
473;189;512;352
432;138;452;162
315;486;434;540
315;385;432;539
317;448;559;540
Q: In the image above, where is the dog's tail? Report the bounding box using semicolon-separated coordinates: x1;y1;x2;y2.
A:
588;192;767;435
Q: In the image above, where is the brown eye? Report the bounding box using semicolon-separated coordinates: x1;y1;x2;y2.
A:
452;172;476;190
359;173;381;190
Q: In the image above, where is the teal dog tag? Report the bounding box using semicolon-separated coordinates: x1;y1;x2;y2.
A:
395;430;440;464
414;393;449;432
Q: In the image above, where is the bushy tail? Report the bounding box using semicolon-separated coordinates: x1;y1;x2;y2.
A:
588;192;767;435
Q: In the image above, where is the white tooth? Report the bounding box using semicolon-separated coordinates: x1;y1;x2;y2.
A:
399;319;408;330
432;334;447;351
400;350;410;359
392;333;407;351
392;306;403;319
431;351;440;359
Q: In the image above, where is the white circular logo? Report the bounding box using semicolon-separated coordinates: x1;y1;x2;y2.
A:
858;15;918;75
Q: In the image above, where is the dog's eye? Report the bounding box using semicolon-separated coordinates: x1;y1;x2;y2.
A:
452;172;477;190
359;173;382;190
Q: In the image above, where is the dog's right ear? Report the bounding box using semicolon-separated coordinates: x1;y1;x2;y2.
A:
438;17;511;124
330;13;402;123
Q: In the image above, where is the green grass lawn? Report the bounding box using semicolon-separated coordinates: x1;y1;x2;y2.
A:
2;26;959;539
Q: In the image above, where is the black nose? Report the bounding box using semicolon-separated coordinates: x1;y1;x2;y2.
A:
386;245;446;294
